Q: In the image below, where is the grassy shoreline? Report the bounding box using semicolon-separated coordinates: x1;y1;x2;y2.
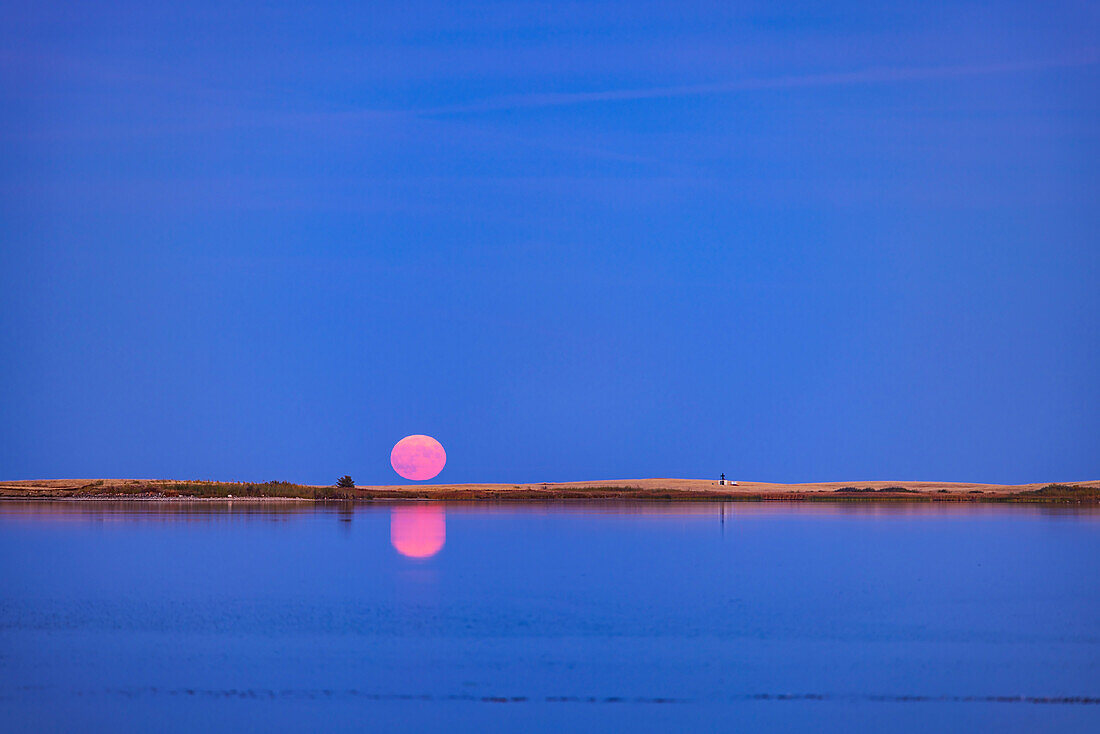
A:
1;479;1098;504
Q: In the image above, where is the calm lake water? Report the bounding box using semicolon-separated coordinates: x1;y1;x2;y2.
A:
1;500;1098;732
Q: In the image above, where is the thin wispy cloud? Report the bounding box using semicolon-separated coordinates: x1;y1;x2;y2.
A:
413;53;1100;116
6;51;1096;145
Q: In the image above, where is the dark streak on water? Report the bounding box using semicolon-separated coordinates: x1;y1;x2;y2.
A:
6;685;1100;705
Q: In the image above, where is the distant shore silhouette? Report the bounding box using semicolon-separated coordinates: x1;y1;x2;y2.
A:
2;478;1097;504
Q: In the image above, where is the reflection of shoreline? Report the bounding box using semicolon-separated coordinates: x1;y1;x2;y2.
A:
0;499;328;522
391;505;446;558
2;499;1098;525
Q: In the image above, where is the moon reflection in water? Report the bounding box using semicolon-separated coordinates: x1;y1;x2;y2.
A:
390;505;446;559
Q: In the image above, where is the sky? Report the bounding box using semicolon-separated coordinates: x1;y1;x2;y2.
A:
1;1;1098;485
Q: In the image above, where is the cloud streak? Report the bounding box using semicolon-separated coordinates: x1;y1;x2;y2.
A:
413;53;1100;116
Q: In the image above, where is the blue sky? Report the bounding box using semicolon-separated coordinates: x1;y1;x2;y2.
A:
1;1;1097;484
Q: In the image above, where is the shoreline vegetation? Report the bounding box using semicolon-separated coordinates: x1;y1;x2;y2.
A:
1;479;1098;503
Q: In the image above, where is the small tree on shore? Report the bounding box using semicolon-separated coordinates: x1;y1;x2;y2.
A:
336;475;355;489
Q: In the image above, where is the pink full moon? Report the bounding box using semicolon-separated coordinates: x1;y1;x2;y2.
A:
390;434;446;481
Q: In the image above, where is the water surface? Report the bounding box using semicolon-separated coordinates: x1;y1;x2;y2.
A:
1;501;1098;732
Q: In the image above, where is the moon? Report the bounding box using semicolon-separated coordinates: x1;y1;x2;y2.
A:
390;434;446;481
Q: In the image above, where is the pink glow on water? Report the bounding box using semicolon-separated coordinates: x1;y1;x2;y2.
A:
390;505;446;558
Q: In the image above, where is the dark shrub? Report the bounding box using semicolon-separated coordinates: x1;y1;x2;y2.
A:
336;475;355;489
1024;484;1100;500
